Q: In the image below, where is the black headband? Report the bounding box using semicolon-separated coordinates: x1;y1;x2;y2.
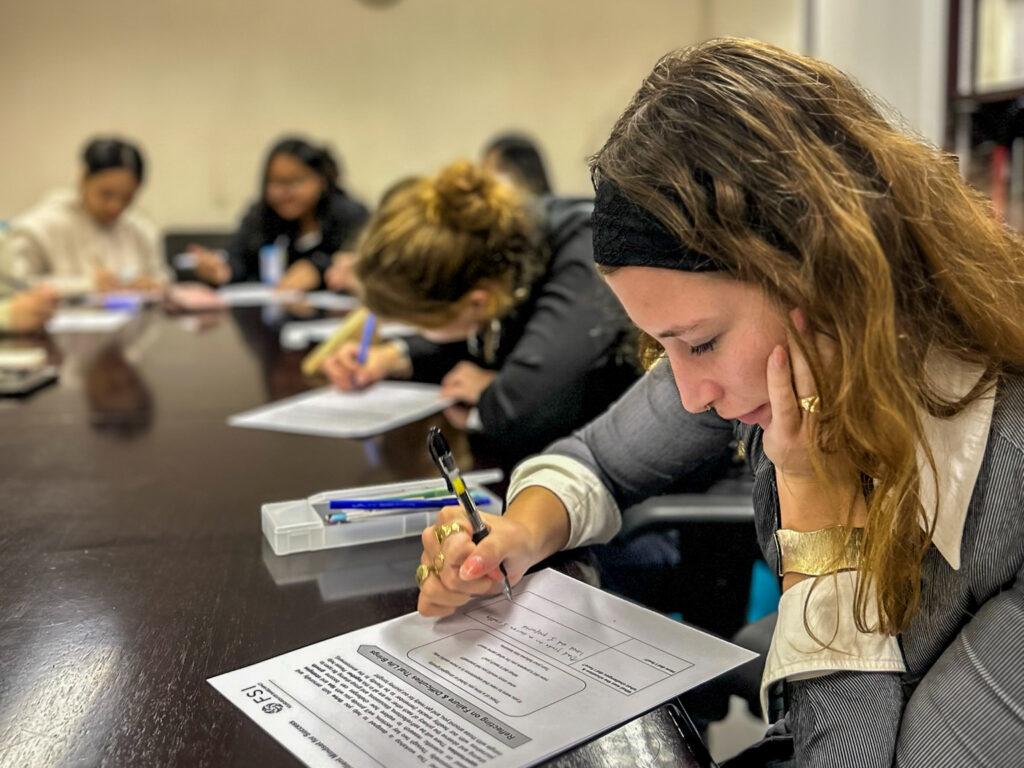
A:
592;180;722;272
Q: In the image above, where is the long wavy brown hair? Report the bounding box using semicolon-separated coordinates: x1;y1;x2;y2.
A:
591;38;1024;634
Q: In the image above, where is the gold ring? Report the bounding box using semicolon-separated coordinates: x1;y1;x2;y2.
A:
434;525;449;546
434;551;446;572
434;521;462;546
415;563;433;587
798;395;820;413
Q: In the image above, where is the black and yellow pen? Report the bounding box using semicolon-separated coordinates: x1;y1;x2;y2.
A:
427;426;513;601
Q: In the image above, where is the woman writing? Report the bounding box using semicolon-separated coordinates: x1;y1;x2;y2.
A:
415;40;1024;766
322;160;639;469
7;137;168;293
193;137;368;290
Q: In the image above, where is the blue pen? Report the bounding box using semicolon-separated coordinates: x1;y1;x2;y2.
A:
327;494;491;524
356;312;377;365
328;493;490;510
103;295;142;311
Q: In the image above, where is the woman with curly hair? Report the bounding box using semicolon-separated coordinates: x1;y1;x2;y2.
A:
323;160;639;469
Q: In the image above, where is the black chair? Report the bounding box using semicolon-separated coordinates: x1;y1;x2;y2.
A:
616;474;759;639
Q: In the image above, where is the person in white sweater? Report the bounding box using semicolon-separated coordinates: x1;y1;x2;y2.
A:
6;137;168;294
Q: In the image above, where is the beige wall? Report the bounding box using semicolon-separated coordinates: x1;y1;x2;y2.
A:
703;0;804;52
0;0;705;230
810;0;949;147
704;0;950;147
2;1;947;234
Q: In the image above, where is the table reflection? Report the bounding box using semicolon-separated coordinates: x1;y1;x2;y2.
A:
85;343;154;436
261;537;424;602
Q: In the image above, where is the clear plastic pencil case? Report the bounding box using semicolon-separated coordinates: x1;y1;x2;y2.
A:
261;469;504;556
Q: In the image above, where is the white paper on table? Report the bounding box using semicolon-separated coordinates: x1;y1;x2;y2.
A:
34;274;93;297
279;318;419;350
209;569;757;768
227;383;455;438
301;291;361;311
218;283;303;307
280;318;346;350
45;309;133;333
378;321;418;339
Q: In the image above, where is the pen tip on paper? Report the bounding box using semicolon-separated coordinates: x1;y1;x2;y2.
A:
503;581;513;601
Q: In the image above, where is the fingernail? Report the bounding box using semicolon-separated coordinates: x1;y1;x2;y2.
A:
771;346;787;367
461;557;484;579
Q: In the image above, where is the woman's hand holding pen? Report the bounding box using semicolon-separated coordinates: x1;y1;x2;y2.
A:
417;487;571;617
417;506;526;617
323;341;409;390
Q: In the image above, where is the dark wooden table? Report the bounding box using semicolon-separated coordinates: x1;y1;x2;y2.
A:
0;305;712;768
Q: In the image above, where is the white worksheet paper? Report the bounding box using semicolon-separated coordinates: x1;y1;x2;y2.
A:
209;569;757;768
279;318;418;350
45;309;134;333
218;283;304;306
302;291;361;311
227;383;455;438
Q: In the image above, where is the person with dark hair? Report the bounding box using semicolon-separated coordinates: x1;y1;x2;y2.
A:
416;40;1024;767
192;136;369;290
323;175;422;293
7;136;168;293
481;132;553;198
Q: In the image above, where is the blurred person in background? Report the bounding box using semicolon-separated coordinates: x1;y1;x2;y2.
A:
193;137;369;291
7;137;168;294
481;132;553;198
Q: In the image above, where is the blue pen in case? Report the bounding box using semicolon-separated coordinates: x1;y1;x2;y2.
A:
327;494;492;523
102;295;143;311
327;493;490;511
260;469;504;555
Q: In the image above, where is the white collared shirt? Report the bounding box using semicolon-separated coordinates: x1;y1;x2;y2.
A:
758;356;995;715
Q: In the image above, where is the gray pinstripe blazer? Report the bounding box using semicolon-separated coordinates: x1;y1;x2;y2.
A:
548;362;1024;766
